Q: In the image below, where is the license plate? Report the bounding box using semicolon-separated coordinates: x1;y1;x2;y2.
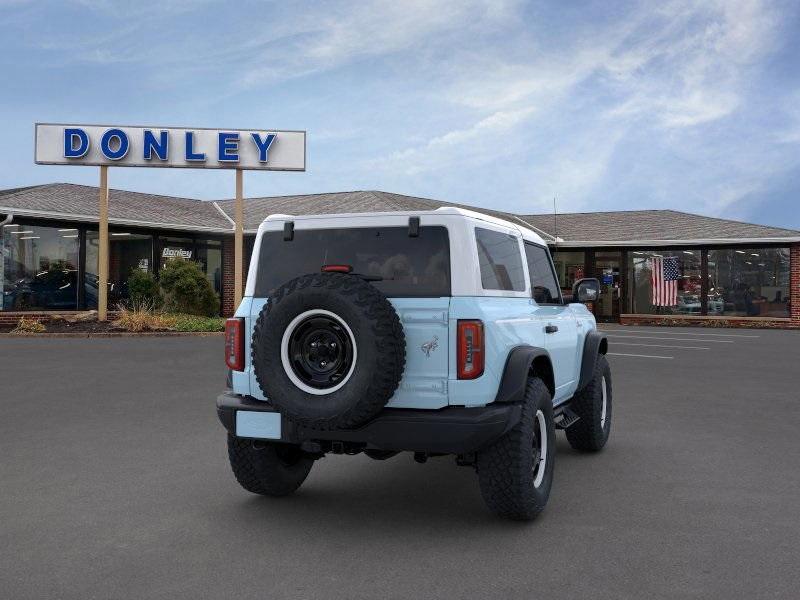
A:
236;411;282;439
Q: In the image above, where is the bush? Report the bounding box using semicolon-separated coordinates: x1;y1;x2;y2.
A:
127;269;162;308
114;301;172;332
159;259;219;317
11;316;46;334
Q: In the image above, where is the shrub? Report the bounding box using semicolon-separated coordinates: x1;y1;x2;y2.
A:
11;317;46;334
158;259;219;317
114;301;172;332
127;269;162;308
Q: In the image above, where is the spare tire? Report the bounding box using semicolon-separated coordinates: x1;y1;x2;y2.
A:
252;272;406;430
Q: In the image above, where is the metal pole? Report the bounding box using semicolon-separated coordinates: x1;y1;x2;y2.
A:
234;169;244;309
98;166;109;321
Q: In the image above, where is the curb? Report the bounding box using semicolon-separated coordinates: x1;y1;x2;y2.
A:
0;331;224;339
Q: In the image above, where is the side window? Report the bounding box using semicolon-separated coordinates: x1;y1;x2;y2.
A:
524;243;561;304
475;227;526;291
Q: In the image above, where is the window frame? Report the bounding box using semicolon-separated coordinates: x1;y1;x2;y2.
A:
254;225;452;298
473;225;529;296
524;241;564;305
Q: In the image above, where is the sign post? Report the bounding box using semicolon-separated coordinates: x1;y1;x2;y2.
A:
98;166;109;320
235;169;244;309
34;123;306;320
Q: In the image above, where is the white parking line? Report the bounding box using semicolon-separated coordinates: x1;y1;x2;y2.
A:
600;329;759;338
612;342;710;350
607;352;674;359
605;335;733;343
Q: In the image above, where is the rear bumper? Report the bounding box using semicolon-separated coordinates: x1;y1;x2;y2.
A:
216;392;522;455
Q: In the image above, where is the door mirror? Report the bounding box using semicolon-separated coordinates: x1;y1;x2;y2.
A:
572;278;600;303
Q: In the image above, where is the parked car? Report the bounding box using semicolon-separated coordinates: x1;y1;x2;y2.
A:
217;208;611;520
2;268;77;310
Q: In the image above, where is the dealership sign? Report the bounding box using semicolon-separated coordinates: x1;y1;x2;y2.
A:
34;123;306;171
162;247;192;260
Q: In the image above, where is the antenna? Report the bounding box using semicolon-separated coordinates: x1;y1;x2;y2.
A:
553;197;558;246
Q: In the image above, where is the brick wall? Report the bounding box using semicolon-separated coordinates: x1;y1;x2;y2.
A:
221;237;235;317
221;236;253;317
791;244;800;324
619;314;798;329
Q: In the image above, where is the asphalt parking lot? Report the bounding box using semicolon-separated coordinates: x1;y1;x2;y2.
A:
1;326;799;600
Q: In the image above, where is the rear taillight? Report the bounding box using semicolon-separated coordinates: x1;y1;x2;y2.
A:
457;320;484;379
225;318;245;371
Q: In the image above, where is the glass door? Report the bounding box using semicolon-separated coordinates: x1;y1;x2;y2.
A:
593;251;622;322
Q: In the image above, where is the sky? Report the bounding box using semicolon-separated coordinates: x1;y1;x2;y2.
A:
1;0;799;229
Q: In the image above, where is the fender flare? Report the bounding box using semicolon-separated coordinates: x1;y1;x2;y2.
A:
576;329;608;392
494;345;555;403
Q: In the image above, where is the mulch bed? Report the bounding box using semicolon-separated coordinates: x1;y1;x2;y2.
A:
0;317;170;335
0;319;126;334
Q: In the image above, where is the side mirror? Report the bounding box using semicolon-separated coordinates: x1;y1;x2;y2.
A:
572;278;600;303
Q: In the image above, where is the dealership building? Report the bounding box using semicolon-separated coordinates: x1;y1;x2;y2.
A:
1;182;798;328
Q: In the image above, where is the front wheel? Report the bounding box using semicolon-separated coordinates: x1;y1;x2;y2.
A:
565;354;612;452
227;435;314;496
477;377;555;521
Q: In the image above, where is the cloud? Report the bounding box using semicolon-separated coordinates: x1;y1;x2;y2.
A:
377;106;536;175
238;0;522;88
367;0;794;213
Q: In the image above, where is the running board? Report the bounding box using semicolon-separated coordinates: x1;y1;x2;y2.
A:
554;406;580;430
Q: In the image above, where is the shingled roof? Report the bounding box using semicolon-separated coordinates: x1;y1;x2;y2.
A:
0;183;230;232
213;190;533;231
518;209;800;245
1;183;798;244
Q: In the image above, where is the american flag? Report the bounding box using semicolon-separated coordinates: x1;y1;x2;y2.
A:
651;256;679;306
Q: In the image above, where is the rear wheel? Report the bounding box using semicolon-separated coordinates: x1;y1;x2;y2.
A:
565;354;612;452
227;435;314;496
477;377;555;520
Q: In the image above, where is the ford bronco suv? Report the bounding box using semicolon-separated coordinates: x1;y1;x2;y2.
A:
217;207;610;520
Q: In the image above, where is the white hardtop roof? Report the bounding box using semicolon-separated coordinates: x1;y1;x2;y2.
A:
259;206;548;246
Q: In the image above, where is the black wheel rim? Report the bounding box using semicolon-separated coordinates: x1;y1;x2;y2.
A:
287;315;354;391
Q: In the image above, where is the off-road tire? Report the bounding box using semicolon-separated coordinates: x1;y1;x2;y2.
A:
477;378;555;521
227;435;314;496
565;354;612;452
252;272;405;430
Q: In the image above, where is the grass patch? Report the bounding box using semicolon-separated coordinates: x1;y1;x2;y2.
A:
11;316;46;334
167;314;225;332
112;302;225;333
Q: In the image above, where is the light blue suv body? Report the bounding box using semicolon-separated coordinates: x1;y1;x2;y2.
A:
228;208;597;410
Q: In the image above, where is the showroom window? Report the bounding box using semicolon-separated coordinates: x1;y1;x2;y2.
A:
629;249;702;315
196;239;223;297
707;248;790;318
1;223;80;311
85;230;154;308
475;227;525;292
551;251;586;291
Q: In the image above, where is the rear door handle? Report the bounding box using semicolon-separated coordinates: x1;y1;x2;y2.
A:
545;325;558;334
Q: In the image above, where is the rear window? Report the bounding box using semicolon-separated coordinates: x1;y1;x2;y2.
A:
475;227;526;291
255;226;451;297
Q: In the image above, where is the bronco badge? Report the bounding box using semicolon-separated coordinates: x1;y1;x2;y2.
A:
421;335;439;357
